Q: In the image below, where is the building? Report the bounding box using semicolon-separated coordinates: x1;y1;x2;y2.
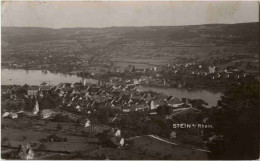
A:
109;128;121;137
150;100;161;110
170;131;177;139
208;66;216;74
122;108;131;113
18;143;35;160
133;79;140;85
83;119;91;127
139;76;153;84
32;100;39;115
108;137;125;149
27;86;39;96
39;85;52;91
41;109;56;119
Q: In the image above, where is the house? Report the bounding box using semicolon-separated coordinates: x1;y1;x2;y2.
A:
61;87;72;93
57;83;64;88
139;76;153;83
109;128;121;137
32;100;39;115
2;112;18;119
177;83;183;88
75;105;82;112
108;137;125;149
208;66;216;74
18;143;35;160
81;119;91;127
171;103;184;108
57;83;71;88
119;138;125;146
10;112;18;119
149;112;157;115
39;85;52;91
122;108;131;113
85;120;91;127
27;86;39;96
134;104;147;111
133;79;140;85
110;77;123;83
170;131;177;139
2;112;10;118
150;100;163;110
115;129;121;137
72;89;81;95
71;82;83;88
166;97;181;106
41;109;56;119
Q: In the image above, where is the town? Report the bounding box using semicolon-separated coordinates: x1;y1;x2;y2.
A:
2;58;258;159
1;6;259;159
2;76;213;159
3;58;258;92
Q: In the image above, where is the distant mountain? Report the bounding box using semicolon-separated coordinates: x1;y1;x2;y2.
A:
2;22;258;46
2;22;258;68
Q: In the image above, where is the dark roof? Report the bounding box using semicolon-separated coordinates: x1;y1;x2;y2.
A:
28;86;39;90
62;87;72;92
73;82;83;85
40;86;52;90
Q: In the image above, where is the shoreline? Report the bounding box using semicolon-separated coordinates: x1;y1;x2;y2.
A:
2;67;225;93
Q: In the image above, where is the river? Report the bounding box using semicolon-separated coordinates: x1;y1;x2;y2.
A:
2;69;222;107
136;86;222;107
1;69;98;86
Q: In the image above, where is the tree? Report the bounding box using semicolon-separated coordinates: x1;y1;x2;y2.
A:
97;109;109;124
156;105;166;116
56;123;63;130
23;84;29;89
156;105;172;115
206;82;259;159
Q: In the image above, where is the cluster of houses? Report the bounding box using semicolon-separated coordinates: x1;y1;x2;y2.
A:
105;61;256;91
2;79;211;159
2;80;201;132
166;63;252;80
7;53;88;72
25;81;191;115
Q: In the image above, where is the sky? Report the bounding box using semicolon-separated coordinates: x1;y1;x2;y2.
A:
1;1;259;28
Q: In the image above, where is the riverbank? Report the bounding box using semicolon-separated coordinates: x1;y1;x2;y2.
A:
1;69;85;86
2;68;222;106
140;84;225;94
136;85;222;107
2;67;226;93
1;66;76;75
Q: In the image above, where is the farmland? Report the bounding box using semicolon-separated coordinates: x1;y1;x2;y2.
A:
2;23;258;73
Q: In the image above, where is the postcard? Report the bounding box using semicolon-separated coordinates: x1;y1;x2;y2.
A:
1;1;259;160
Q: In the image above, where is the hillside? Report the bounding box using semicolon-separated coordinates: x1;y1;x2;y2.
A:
2;22;259;69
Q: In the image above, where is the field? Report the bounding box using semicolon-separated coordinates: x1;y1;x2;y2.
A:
127;135;208;159
2;23;258;72
1;116;209;159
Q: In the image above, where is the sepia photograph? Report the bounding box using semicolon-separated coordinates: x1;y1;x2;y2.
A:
1;1;259;160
